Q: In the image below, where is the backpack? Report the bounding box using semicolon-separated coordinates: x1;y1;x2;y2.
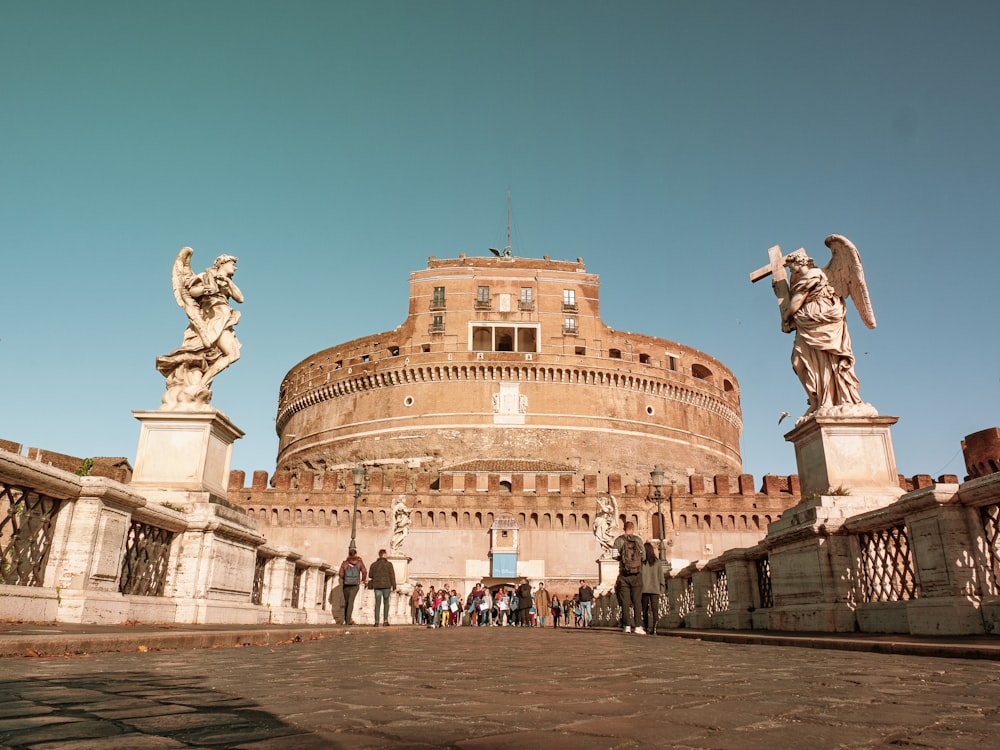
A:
343;563;360;586
621;535;643;574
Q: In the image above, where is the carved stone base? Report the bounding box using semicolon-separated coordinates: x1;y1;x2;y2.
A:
388;554;411;590
785;413;903;501
597;555;619;594
131;409;244;500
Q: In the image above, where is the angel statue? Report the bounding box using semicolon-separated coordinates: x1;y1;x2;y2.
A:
390;494;412;553
751;234;876;423
592;495;620;556
156;247;243;410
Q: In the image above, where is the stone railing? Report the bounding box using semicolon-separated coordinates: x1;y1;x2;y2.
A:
661;472;1000;636
0;450;347;625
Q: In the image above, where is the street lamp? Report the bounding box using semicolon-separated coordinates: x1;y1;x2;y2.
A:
350;463;365;551
649;465;668;566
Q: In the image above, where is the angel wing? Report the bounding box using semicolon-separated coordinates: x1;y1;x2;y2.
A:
822;234;876;329
170;247;213;346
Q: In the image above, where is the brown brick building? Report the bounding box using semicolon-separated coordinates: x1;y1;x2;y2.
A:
231;254;798;590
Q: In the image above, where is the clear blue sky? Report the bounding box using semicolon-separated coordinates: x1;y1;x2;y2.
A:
2;1;998;484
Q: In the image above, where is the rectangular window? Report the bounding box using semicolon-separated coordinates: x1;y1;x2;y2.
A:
475;286;491;310
519;288;534;311
563;317;577;335
563;289;577;312
430;315;445;333
469;323;539;353
431;286;446;310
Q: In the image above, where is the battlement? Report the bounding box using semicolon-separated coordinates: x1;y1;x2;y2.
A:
228;466;959;499
0;438;132;483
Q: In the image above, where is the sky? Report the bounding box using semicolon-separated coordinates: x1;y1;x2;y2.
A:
2;1;998;484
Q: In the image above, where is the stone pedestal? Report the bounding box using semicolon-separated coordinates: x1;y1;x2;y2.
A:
784;414;902;501
597;555;619;594
389;554;411;591
131;409;244;500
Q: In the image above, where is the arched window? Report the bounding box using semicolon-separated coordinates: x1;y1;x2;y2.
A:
530;513;539;528
652;512;664;539
691;363;713;382
500;480;512;493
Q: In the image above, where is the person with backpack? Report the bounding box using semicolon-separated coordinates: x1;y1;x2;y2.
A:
338;547;367;626
613;521;646;634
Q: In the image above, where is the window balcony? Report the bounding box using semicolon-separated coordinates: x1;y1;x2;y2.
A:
562;303;578;313
428;323;445;334
429;300;446;311
518;300;535;311
562;325;578;336
474;299;492;311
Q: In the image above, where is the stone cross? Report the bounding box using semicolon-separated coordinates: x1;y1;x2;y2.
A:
749;244;799;321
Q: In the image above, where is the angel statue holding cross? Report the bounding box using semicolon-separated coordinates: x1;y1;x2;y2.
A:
750;234;877;424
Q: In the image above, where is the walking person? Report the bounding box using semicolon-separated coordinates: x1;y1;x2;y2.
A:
516;579;533;627
338;547;367;626
578;579;594;627
369;548;397;626
550;594;562;627
614;520;645;634
533;582;552;628
641;542;664;635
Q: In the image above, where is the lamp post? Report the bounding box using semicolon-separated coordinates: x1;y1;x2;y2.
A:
649;465;668;567
350;463;365;552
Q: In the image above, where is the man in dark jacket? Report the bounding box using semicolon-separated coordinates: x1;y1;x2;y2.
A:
338;548;367;626
369;548;397;626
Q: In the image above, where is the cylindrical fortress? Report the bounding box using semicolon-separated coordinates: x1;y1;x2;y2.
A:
274;255;742;484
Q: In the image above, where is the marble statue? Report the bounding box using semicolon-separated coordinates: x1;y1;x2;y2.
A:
751;234;876;423
156;247;243;410
390;494;412;552
593;495;619;555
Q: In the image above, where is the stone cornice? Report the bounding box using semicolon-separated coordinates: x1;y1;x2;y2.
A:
275;360;741;434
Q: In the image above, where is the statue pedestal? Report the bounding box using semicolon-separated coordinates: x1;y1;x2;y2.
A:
760;412;904;632
128;409;265;624
785;414;902;501
131;410;244;501
597;555;619;594
388;554;411;590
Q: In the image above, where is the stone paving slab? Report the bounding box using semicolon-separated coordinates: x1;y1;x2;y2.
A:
0;627;998;748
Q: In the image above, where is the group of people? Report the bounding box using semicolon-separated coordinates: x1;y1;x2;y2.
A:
406;579;598;628
338;519;665;634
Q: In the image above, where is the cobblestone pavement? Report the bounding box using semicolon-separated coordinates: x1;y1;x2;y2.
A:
2;626;999;749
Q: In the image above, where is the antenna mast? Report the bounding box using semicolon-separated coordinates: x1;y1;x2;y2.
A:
505;191;511;256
